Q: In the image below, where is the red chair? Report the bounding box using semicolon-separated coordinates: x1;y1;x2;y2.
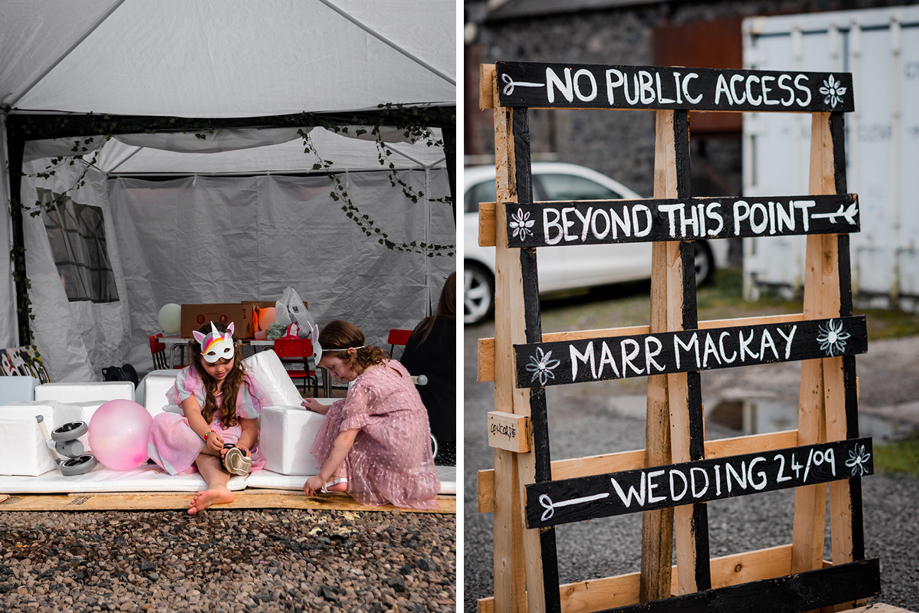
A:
149;334;184;370
273;337;318;397
387;328;413;359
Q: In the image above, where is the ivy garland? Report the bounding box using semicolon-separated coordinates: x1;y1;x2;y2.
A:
8;104;456;331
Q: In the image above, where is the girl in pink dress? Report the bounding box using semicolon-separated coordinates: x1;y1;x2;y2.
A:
147;321;271;514
301;320;440;509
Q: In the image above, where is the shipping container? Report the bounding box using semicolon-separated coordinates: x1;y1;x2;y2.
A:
742;5;919;311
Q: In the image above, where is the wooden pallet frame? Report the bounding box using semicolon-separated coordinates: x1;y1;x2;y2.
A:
476;61;879;613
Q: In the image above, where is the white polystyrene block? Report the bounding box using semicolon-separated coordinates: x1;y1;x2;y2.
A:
53;401;104;451
0;402;59;476
35;381;135;405
243;350;303;407
142;372;179;417
259;404;329;475
0;376;40;404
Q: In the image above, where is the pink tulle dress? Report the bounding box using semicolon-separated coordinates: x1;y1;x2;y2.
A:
147;367;270;476
311;360;441;509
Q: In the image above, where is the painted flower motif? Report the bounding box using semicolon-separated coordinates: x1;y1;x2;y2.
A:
816;319;851;357
509;208;535;241
526;347;561;386
845;443;871;477
819;75;847;108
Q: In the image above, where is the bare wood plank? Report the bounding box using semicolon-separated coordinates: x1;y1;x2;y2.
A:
476;313;806;382
641;108;679;601
478;544;794;613
477;430;799;514
490;65;529;613
479;201;497;246
488;411;531;453
792;112;835;576
841;605;918;613
0;491;456;513
481;64;496;110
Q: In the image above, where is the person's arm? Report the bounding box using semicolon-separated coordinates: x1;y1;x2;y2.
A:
303;428;358;494
301;398;331;415
181;396;223;452
234;418;258;457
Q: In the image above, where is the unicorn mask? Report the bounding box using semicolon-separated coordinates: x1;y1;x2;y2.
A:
193;322;236;363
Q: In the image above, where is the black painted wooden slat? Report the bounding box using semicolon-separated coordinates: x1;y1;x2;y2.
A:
503;194;860;247
594;559;880;613
515;316;868;388
525;438;873;528
496;62;855;113
512;106;563;613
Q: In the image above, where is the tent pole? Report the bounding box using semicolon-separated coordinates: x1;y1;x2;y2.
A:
5;125;29;345
441;124;456;222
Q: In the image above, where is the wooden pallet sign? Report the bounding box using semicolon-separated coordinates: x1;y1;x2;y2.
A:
478;59;879;613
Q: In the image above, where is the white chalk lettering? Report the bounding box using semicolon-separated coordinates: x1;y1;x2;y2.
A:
719;331;737;364
706;202;724;236
759;329;779;361
674;333;700;370
714;73;731;106
645;336;665;373
571;342;596;380
739;329;759;362
591;208;610;239
655;73;674;104
746;75;762;106
573;206;593;241
546;67;573;104
621;339;644;376
632;205;652;237
605;69;625;104
573;69;598;102
647;470;666;504
778;74;795;106
682;73;702;104
544;208;563;245
726;461;747;492
598;341;621;379
670;469;689;502
611;473;646;507
690;467;709;498
703;333;722;368
761;75;779;106
748;457;768;490
562;208;578;242
794;74;812;106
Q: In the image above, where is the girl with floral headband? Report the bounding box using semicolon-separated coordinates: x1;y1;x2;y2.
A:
301;320;440;509
147;321;271;514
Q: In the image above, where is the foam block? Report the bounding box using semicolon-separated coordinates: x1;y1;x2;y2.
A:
259;405;328;475
142;372;180;417
0;402;59;476
52;401;105;451
35;381;135;405
0;463;248;494
0;376;40;404
243;350;303;407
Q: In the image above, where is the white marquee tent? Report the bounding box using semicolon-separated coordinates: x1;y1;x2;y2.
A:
0;0;456;381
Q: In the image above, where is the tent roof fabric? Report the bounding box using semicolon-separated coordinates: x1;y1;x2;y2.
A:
0;0;455;117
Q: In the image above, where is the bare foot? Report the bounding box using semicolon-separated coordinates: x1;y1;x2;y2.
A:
187;487;234;515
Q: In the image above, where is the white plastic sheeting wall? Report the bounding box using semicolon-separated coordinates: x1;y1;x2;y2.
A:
742;5;919;310
20;159;453;380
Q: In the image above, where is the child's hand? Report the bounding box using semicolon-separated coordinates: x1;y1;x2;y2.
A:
205;431;223;452
301;399;330;415
221;445;251;459
303;475;325;496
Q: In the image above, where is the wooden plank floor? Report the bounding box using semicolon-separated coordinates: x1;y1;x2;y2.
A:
0;490;455;513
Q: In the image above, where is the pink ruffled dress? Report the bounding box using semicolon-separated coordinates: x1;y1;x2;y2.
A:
311;360;441;509
147;367;270;476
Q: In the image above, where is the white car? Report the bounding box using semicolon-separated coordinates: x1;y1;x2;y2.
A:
464;162;729;325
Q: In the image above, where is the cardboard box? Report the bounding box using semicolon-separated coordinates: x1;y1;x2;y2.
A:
181;303;258;339
181;300;306;339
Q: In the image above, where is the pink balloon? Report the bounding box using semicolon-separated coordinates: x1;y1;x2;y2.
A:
88;399;153;471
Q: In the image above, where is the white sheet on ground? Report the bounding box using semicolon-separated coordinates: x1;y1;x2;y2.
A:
0;462;247;494
244;466;457;495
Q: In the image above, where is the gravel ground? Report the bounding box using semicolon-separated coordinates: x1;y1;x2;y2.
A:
464;319;919;613
0;508;456;613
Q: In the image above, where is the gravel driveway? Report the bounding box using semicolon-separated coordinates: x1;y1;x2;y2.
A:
0;508;456;612
464;318;919;613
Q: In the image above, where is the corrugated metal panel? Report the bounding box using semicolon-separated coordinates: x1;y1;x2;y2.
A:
742;5;919;311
